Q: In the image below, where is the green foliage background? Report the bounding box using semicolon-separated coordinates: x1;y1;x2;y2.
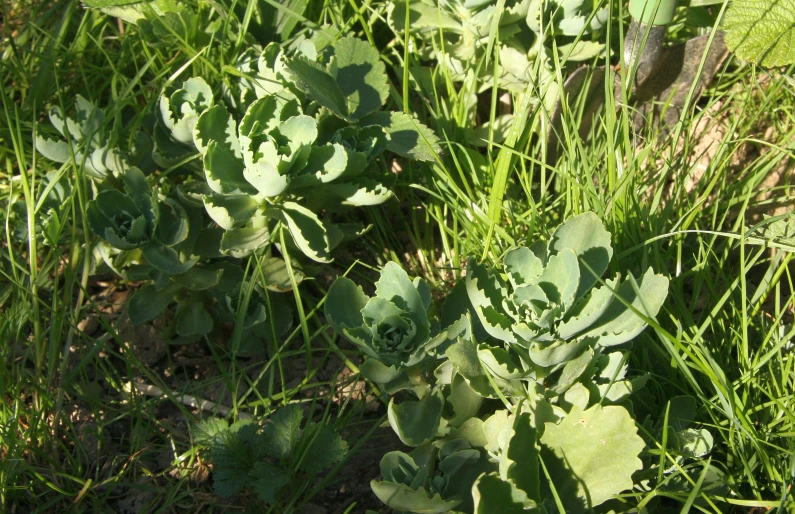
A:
1;0;794;512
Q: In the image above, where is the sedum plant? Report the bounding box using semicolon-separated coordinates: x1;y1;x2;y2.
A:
156;36;440;262
327;212;681;513
325;262;452;394
87;167;193;271
86;167;282;345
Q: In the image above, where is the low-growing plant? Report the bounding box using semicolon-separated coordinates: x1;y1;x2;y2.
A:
389;0;607;143
194;404;348;506
84;166;290;346
326;212;706;512
158;36;440;261
34;27;441;342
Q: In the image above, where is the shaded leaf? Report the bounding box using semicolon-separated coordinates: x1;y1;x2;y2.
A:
262;404;303;460
249;462;290;504
300;423;348;473
387;393;444;446
128;283;181;325
365;111;441;161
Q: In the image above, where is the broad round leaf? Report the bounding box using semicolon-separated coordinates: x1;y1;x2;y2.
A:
387;393;444;447
540;404;645;513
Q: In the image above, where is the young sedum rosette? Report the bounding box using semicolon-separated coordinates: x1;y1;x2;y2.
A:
87;167;192;270
325;262;449;390
465;211;669;366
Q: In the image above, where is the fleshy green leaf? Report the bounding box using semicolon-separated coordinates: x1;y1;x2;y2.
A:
371;481;461;513
175;301;213;336
160;76;212;145
279;201;332;262
325;277;369;331
466;262;517;344
447;373;483;427
360;358;403;383
204;140;252;195
326;178;393;206
194;103;240;156
502;413;540;501
585;268;669;347
540;404;645;513
220;227;270;258
142;242;197;275
472;473;535;514
35;135;71;163
549;211;613;299
128;283;181;325
676;428;714;459
537;248;580;312
203;194;258;230
261;256;304;292
173;266;223;291
387;393;444;446
375;261;430;338
503;247;544;288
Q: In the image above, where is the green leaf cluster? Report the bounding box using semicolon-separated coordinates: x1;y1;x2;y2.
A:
388;0;606;88
388;0;607;145
194;405;348;505
36;29;441;344
326;212;692;513
86;167;291;346
325;262;454;392
83;1;217;47
148;37;440;261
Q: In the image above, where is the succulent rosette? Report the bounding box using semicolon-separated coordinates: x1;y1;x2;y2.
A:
87;167;194;275
87;167;159;250
325;262;449;382
372;440;493;513
464;212;669;367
